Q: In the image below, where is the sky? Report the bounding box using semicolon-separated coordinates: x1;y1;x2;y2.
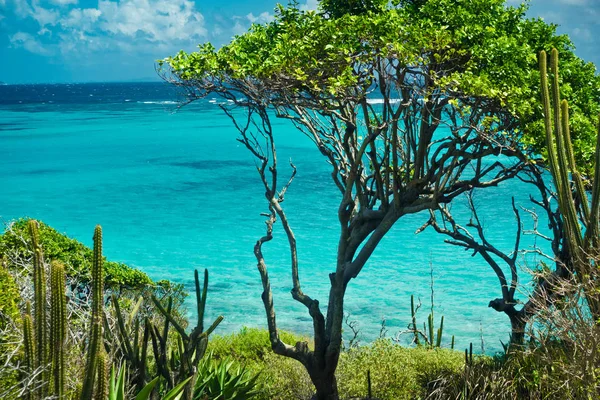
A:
0;0;598;83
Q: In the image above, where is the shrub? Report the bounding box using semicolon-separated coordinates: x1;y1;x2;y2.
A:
337;339;465;400
0;260;21;396
0;218;152;289
208;329;469;400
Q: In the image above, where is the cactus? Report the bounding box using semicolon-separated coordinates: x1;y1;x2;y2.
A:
50;261;67;398
539;49;600;316
80;225;105;400
150;268;223;400
96;351;109;400
22;304;35;400
410;295;420;345
112;294;150;392
408;294;446;348
28;220;48;397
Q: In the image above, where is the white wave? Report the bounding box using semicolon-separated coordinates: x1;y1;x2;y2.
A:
138;101;178;105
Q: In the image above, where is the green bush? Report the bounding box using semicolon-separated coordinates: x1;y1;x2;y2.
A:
0;260;21;395
208;329;468;400
208;328;314;400
337;339;465;399
0;218;152;288
209;327;310;362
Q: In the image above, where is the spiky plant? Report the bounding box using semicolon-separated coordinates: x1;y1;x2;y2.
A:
50;260;67;398
80;225;105;400
28;220;48;397
539;49;600;317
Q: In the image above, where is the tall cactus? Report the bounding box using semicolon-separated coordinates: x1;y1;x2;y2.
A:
150;268;223;400
539;49;600;317
22;303;35;400
96;351;109;400
28;220;48;397
50;260;67;399
80;225;105;400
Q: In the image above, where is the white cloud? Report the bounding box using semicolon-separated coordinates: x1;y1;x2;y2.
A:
49;0;78;5
231;11;273;37
10;31;53;55
8;0;207;57
61;8;101;30
246;11;273;24
31;5;59;27
97;0;206;42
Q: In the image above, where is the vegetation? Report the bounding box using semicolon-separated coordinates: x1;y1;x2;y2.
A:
0;218;152;289
2;0;600;399
160;0;599;397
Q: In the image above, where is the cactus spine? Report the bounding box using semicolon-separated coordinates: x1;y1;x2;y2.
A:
539;49;600;316
28;220;48;397
50;260;67;399
80;225;105;400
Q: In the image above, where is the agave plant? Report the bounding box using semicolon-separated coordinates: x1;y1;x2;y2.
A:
193;353;261;400
108;362;191;400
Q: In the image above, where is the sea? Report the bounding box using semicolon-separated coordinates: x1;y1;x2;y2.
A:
0;82;549;353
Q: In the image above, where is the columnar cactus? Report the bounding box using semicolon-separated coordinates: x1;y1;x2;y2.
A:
539;49;600;316
28;220;48;397
50;260;67;398
22;303;35;400
96;351;109;400
80;225;105;400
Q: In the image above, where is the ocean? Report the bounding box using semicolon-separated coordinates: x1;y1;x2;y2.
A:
0;82;546;353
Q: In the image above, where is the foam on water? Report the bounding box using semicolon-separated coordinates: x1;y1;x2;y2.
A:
0;83;549;352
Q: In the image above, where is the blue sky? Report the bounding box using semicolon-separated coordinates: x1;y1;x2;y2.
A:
0;0;598;83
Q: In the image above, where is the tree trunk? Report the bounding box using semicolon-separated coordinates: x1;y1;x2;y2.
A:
509;315;526;346
309;371;339;400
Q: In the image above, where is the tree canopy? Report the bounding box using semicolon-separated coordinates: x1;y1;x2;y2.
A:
162;0;599;172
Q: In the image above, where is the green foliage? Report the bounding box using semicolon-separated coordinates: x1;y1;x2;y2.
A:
0;262;21;396
0;260;20;329
208;327;310;363
0;219;152;289
193;354;261;400
208;329;466;400
336;339;464;399
207;328;312;400
162;0;600;174
319;0;387;18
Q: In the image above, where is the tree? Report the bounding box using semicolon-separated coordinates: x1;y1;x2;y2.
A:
424;49;600;346
160;1;600;398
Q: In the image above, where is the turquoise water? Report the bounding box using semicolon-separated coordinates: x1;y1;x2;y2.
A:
0;83;546;352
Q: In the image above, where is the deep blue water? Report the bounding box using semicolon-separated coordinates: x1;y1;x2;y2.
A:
0;83;548;352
